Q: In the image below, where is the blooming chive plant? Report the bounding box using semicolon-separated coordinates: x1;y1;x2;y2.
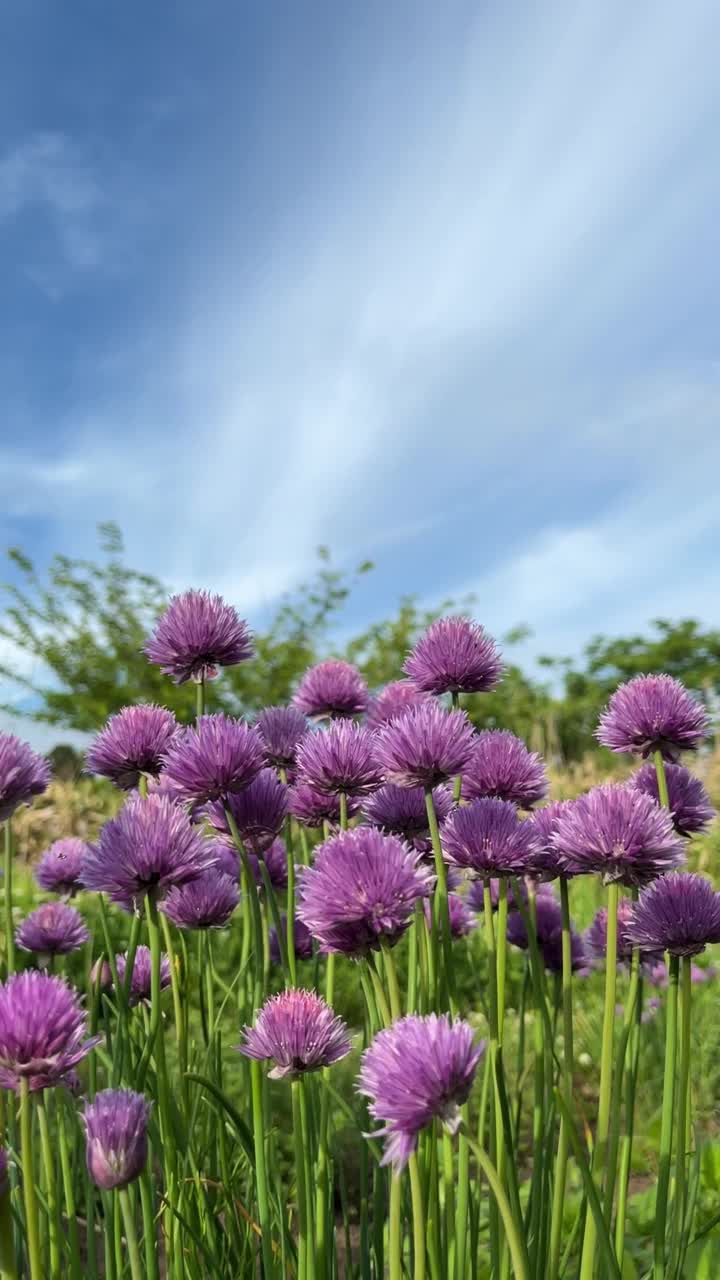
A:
0;602;718;1280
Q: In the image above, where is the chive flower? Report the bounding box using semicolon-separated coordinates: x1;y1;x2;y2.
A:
374;702;476;788
257;706;309;770
115;946;171;1006
295;721;382;797
160;871;239;929
0;971;100;1091
85;705;180;789
206;768;288;852
506;894;587;974
461;730;547;809
524;801;575;879
238;989;351;1079
144;589;253;684
288;781;361;828
297;827;433;956
586;899;663;966
161;715;266;805
403;616;503;696
424;893;477;938
362;783;454;853
293;660;369;720
270;916;314;965
552;784;685;887
358;1013;485;1168
16;902;90;957
84;1089;151;1190
442;797;539;877
627;872;720;956
366;681;431;730
0;733;51;823
35;837;89;897
627;762;715;837
596;674;709;761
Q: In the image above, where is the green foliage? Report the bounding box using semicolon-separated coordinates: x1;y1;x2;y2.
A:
1;526;719;762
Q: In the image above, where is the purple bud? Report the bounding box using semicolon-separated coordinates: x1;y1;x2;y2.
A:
84;1089;151;1189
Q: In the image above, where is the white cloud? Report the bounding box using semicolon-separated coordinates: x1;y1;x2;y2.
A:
0;132;103;275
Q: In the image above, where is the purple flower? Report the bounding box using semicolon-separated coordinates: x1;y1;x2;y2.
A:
627;872;720;957
207;839;240;880
116;946;171;1006
293;660;369;720
374;702;476;789
84;1089;150;1190
144;589;253;684
161;716;265;803
466;877;553;913
627;763;715;837
297;827;433;956
403;617;503;696
0;733;51;824
35;838;89;897
0;972;100;1092
238;989;351;1079
506;894;587;975
358;1014;484;1169
257;706;309;770
288;781;361;829
161;715;265;806
85;705;180;789
81;793;215;909
161;871;239;929
247;837;289;892
586;900;663;966
523;802;575;880
270;916;314;965
596;674;709;761
206;769;288;852
462;731;547;809
366;681;431;731
645;959;718;988
552;784;685;888
296;722;382;798
16;903;89;957
442;797;539;878
362;784;454;853
424;894;476;938
90;958;113;991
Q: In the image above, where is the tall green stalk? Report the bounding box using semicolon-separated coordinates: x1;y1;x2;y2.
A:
653;751;670;809
579;880;619;1280
671;955;692;1260
57;1098;82;1280
425;788;456;1013
118;1189;144;1280
3;823;14;976
482;880;501;1275
548;877;575;1279
654;953;679;1280
195;675;206;721
36;1091;60;1278
615;976;643;1268
19;1081;41;1280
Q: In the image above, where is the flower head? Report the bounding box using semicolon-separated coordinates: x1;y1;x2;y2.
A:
161;715;265;806
362;784;454;853
375;702;476;789
296;721;382;797
288;781;361;829
506;895;587;974
462;731;547;809
84;1089;150;1190
298;827;433;956
358;1014;484;1168
293;660;369;720
257;706;309;770
270;916;314;965
35;837;89;897
116;946;171;1006
0;971;99;1091
425;894;476;938
85;705;180;789
145;590;253;684
366;681;431;731
16;903;89;957
238;989;351;1079
627;872;720;956
81;793;215;909
627;762;715;837
596;674;709;761
161;871;239;930
0;733;51;824
403;617;503;696
442;797;539;877
523;802;575;880
552;784;685;887
206;769;288;852
586;899;663;966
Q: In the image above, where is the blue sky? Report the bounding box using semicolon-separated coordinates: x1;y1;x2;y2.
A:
2;1;720;744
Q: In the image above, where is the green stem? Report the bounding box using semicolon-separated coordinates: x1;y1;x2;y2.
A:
138;1172;159;1280
672;955;692;1258
548;877;575;1280
159;913;188;1111
339;791;348;830
3;823;13;976
496;878;509;1042
425;788;457;1013
482;880;501;1275
57;1100;82;1280
388;1175;403;1280
579;879;619;1280
118;1188;144;1280
284;816;297;985
654;953;679;1280
195;674;205;721
225;810;264;1009
407;903;420;1014
615;977;643;1268
36;1091;60;1278
20;1081;42;1280
204;929;216;1036
460;1126;530;1280
292;1080;311;1280
381;942;402;1021
408;1153;426;1280
653;750;670;809
0;1168;17;1280
605;930;641;1220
